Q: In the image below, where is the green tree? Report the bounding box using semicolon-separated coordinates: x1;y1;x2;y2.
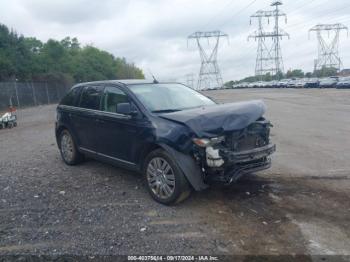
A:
263;73;272;81
313;66;337;78
0;24;17;79
305;72;313;78
286;69;304;78
0;23;144;83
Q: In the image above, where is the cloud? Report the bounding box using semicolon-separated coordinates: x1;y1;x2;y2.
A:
0;0;349;83
20;0;121;24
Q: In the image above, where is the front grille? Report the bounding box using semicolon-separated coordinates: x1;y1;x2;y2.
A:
224;121;270;152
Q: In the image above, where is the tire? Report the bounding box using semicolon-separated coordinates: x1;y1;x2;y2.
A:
143;148;191;205
13;122;17;127
59;129;84;165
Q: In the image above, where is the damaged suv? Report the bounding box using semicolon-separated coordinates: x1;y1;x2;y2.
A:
56;80;275;204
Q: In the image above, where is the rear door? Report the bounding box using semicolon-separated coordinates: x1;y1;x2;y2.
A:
70;85;103;152
57;85;83;138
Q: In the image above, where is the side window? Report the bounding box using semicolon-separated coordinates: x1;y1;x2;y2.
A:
79;85;103;110
60;86;82;106
102;86;129;113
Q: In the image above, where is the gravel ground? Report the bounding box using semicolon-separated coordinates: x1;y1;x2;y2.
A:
0;89;349;258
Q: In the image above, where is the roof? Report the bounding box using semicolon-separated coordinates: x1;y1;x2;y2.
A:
74;79;155;87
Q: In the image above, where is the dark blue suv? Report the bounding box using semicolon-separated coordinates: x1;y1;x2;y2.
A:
55;80;275;204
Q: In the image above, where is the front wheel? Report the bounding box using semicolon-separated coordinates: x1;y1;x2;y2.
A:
143;149;191;205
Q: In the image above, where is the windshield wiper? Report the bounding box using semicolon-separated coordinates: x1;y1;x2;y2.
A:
151;109;181;113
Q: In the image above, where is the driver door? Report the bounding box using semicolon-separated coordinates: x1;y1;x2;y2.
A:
95;85;140;164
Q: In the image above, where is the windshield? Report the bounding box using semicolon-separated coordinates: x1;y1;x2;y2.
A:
128;83;216;112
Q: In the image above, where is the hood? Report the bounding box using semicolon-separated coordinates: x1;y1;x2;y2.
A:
159;100;266;138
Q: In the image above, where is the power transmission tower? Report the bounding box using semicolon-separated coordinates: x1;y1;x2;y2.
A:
185;73;195;89
248;1;289;79
188;31;228;90
309;23;348;71
249;14;274;80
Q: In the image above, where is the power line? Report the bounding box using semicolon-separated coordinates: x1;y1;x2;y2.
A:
287;0;320;15
197;0;350;81
216;0;258;28
286;3;350;30
202;0;236;29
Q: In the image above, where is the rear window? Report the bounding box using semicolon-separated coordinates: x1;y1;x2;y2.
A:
79;85;103;110
60;86;82;106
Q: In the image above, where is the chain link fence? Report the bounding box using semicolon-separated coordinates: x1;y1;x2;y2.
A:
0;81;71;111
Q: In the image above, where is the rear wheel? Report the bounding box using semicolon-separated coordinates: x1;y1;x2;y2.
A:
59;129;84;165
143;149;191;205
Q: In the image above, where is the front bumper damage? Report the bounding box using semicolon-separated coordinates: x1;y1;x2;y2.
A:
221;143;276;163
203;143;276;185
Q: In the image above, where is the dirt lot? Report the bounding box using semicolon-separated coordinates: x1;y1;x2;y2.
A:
0;89;349;259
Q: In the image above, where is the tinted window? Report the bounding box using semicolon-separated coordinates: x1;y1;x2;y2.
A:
60;86;82;106
102;86;129;113
79;86;103;110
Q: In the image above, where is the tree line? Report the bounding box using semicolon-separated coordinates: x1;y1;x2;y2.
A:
0;23;144;84
226;67;339;85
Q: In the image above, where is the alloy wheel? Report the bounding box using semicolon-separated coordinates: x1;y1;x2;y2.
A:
146;157;176;199
61;132;74;162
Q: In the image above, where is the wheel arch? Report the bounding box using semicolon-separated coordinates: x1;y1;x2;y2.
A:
137;143;162;171
55;125;80;149
140;142;208;191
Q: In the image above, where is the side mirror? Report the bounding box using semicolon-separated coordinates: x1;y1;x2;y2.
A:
116;103;138;116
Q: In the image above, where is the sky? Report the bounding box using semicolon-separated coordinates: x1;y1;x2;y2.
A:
0;0;349;83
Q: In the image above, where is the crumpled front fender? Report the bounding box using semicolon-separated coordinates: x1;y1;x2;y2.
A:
159;143;208;191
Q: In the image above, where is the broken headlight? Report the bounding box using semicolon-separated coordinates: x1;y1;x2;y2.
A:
192;136;225;147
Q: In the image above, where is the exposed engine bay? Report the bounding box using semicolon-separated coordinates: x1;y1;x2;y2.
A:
193;118;275;184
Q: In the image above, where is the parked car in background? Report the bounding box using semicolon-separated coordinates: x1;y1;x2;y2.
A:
55;80;276;205
319;77;338;88
271;80;279;88
287;79;298;88
304;78;319;88
277;79;290;88
336;77;350;89
294;79;305;88
246;82;254;88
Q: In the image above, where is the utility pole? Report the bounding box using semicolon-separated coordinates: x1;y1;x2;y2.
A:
188;31;228;90
272;1;282;77
309;23;348;71
45;82;50;104
13;77;20;108
185;73;195;89
249;1;289;80
31;82;37;106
